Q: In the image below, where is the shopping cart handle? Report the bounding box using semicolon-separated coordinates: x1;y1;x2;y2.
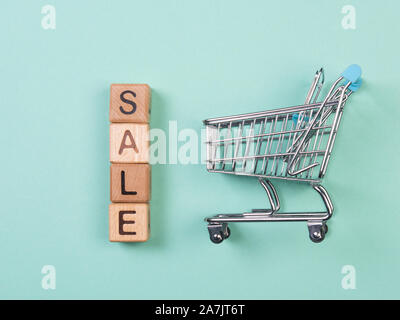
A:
342;64;362;91
347;78;362;92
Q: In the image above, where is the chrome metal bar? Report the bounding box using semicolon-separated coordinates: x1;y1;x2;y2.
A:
261;115;277;174
258;178;280;212
271;114;289;176
305;68;324;104
205;182;333;223
287;76;344;176
319;84;351;178
221;122;232;171
251;116;268;173
208;124;332;144
206;213;330;223
263;116;278;174
211;149;326;163
207;169;320;183
242;119;255;171
231;121;244;171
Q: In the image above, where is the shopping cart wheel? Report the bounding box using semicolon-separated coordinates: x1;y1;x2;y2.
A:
210;233;223;244
208;223;229;244
308;223;326;243
224;227;231;239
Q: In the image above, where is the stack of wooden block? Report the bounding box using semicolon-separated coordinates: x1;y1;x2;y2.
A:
109;84;151;242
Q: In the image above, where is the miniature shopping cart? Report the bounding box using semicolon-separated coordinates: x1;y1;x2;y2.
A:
204;65;362;244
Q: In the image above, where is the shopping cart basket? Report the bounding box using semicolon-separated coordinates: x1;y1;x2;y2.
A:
203;65;362;244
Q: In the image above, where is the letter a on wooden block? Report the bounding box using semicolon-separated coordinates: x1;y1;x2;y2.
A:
110;84;151;123
109;203;150;242
110;163;150;202
110;123;149;163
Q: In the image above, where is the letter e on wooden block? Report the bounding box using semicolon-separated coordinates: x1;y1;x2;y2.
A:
109;203;150;242
110;84;151;123
110;123;149;163
110;163;150;202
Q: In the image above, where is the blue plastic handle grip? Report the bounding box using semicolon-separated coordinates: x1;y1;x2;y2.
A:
347;78;362;92
341;64;362;85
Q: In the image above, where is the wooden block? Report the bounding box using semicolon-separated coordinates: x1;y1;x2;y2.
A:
110;163;150;202
110;123;149;163
110;84;151;123
109;203;150;242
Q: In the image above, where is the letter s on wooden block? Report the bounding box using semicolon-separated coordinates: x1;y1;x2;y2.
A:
109;84;151;123
110;163;151;202
110;123;149;163
109;203;150;242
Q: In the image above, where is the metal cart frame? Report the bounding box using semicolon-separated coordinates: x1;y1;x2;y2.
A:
203;65;362;244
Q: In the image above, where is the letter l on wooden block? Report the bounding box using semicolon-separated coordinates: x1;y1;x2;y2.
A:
110;163;150;202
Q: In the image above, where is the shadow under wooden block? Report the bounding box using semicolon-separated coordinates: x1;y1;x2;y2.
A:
110;84;151;123
110;123;149;163
109;203;150;242
111;163;150;202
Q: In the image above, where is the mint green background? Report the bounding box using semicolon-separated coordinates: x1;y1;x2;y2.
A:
1;0;399;299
